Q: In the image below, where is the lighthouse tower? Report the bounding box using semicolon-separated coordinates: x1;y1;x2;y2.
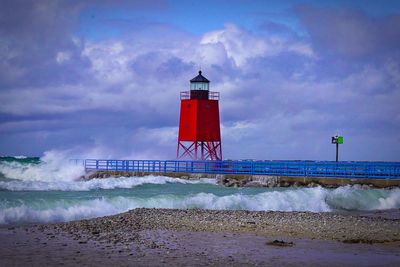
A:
177;71;222;160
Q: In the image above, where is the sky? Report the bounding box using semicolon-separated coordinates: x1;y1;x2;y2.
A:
0;0;399;161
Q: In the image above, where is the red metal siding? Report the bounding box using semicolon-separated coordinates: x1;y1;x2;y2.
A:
196;100;221;141
178;100;197;141
178;99;221;142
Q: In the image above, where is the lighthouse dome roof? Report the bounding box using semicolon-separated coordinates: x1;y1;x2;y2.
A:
190;71;210;83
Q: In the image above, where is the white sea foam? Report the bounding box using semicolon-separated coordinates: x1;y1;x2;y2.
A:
0;150;85;182
14;156;28;159
0;198;122;224
1;187;399;224
0;175;216;191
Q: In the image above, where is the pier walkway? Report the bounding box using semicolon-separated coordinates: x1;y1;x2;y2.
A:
82;159;400;179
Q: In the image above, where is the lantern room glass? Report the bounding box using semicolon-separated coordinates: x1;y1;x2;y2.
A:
190;82;209;90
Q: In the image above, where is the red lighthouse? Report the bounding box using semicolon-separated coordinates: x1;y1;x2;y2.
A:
177;71;222;160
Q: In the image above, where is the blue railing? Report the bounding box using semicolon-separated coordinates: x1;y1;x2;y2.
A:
84;159;400;179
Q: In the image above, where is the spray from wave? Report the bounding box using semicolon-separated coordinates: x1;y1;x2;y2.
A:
0;151;85;182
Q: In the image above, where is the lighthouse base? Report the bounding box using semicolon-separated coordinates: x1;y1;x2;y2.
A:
177;141;222;160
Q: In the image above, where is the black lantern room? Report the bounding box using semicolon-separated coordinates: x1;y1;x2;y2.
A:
190;71;210;90
190;71;210;100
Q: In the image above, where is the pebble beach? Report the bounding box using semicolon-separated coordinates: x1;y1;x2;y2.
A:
1;208;400;266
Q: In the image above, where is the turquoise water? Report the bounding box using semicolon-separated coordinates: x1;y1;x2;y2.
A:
1;155;399;225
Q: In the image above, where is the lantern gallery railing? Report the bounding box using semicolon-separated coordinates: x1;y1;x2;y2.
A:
208;91;220;100
180;91;220;100
84;159;400;179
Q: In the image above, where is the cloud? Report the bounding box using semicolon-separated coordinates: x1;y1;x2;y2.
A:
297;5;400;59
0;1;92;88
0;2;399;161
201;24;314;67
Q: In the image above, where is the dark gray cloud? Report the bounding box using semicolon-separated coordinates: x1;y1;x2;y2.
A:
0;1;89;87
297;5;400;59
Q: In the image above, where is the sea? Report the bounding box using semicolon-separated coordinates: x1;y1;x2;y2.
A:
1;155;399;225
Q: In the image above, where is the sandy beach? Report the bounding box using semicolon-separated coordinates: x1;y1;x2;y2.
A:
1;208;400;266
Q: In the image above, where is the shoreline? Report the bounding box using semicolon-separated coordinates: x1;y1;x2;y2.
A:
50;208;400;243
1;208;400;266
84;170;400;189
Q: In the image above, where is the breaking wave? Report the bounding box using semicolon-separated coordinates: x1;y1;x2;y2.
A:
0;152;84;182
1;186;399;224
0;176;216;191
0;153;215;191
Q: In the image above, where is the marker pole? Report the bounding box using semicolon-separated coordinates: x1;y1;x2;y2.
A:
336;142;339;162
